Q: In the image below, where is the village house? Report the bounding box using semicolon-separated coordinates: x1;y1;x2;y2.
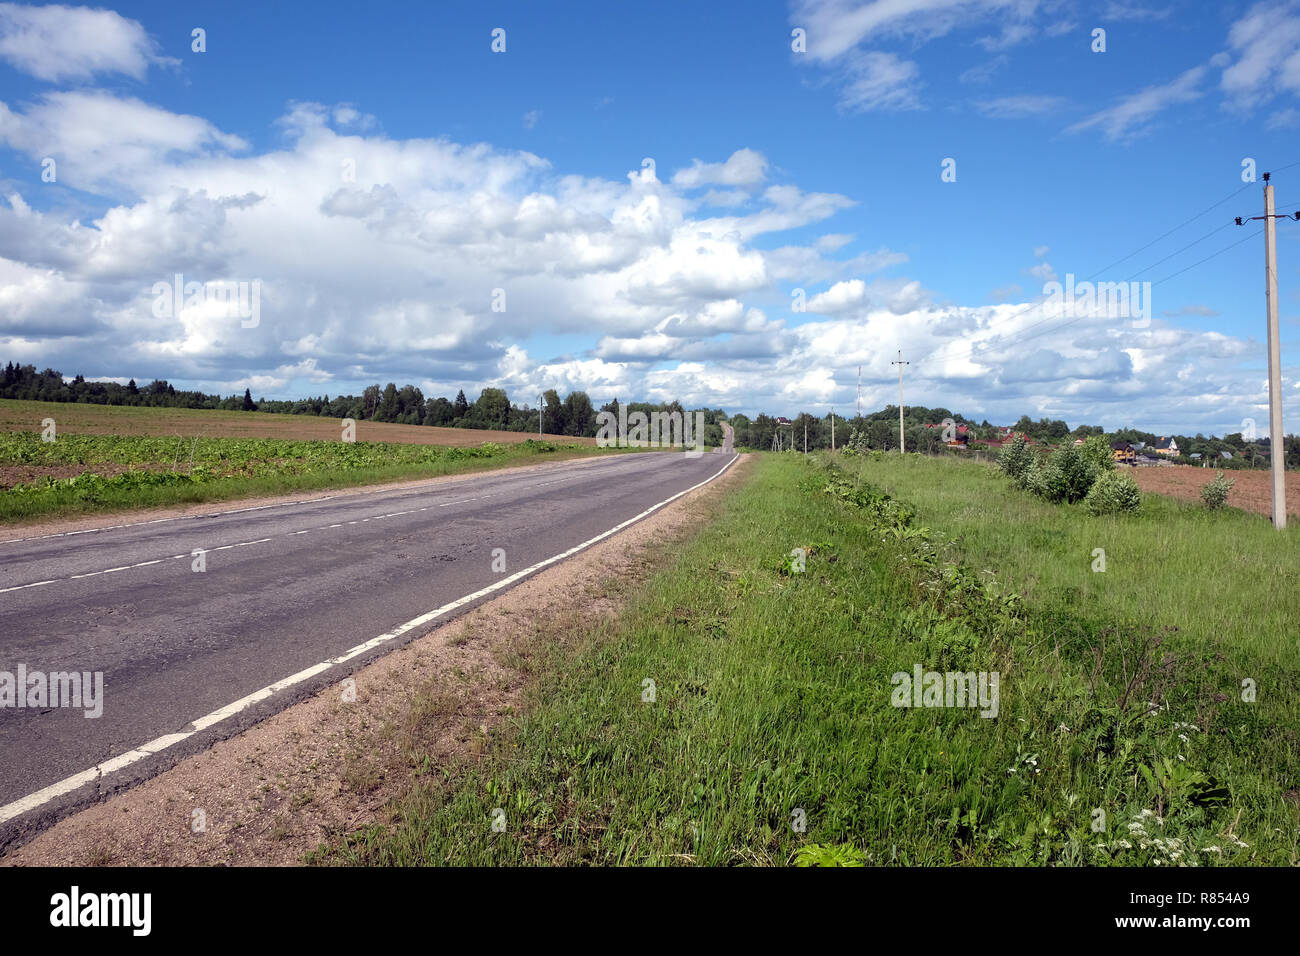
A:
923;422;969;447
1152;436;1179;456
1110;440;1136;464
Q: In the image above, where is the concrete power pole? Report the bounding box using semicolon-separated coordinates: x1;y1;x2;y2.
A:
891;350;909;454
1264;180;1287;529
1237;173;1294;529
857;365;862;420
539;393;544;438
831;409;835;451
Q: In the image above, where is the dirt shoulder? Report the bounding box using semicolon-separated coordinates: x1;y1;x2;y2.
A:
2;455;751;866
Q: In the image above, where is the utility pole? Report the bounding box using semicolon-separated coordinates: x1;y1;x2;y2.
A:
539;393;544;438
831;409;836;451
857;365;862;421
891;350;909;454
1236;172;1297;529
804;419;807;454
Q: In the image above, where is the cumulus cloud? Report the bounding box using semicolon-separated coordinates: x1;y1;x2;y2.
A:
672;148;769;189
0;2;174;81
0;83;1284;432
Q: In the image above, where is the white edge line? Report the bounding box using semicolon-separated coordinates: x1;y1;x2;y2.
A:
0;453;739;826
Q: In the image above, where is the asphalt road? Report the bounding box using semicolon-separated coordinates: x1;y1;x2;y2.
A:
0;449;737;845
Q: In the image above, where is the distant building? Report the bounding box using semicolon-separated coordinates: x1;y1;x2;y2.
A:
1110;440;1136;464
1152;436;1180;456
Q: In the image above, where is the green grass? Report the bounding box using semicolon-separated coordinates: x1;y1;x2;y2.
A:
0;432;618;524
856;451;1300;669
319;453;1299;866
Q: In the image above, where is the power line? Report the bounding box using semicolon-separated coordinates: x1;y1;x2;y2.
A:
913;174;1291;371
948;225;1264;364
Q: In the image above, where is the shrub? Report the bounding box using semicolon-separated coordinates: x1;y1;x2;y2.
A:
1200;472;1235;510
1079;435;1116;473
1084;469;1142;515
842;428;870;455
1051;445;1100;503
997;434;1033;484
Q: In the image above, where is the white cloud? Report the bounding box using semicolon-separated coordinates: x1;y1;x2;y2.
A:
1065;66;1206;141
1265;106;1300;128
1220;0;1300;108
0;2;173;81
0;91;248;195
959;54;1008;84
2;87;1288;432
838;51;922;112
672;148;769;189
975;94;1067;118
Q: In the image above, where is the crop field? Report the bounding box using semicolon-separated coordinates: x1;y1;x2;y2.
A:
0;399;592;446
1129;462;1300;521
328;451;1299;866
0;399;607;524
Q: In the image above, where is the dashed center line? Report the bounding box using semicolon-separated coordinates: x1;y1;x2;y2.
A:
0;475;579;594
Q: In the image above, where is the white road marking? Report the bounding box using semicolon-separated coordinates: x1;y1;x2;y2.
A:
0;579;56;594
0;454;738;826
0;496;341;546
0;449;630;547
0;466;638;592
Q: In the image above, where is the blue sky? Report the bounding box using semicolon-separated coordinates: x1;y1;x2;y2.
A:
1;0;1299;435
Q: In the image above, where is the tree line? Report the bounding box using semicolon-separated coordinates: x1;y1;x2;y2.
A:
0;362;723;441
4;361;1292;464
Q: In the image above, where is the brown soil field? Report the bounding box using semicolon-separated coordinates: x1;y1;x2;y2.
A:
0;399;593;446
1130;463;1300;520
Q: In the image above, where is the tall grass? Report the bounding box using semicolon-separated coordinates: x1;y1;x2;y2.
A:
856;452;1299;668
323;453;1298;866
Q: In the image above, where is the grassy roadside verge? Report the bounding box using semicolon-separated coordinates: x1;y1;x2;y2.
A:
322;453;1298;866
858;452;1300;668
0;433;628;525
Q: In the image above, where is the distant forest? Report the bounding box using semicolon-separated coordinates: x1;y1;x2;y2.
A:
3;360;1293;465
0;361;726;442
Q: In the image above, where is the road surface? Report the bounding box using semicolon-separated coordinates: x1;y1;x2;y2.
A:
0;449;737;846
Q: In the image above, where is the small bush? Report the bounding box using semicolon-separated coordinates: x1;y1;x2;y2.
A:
1084;469;1142;515
1026;456;1064;501
1201;472;1235;510
1053;445;1100;503
841;428;870;455
997;434;1033;484
1079;435;1116;473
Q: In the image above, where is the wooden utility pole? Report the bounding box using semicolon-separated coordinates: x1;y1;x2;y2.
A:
803;419;807;453
831;409;835;451
891;350;909;453
1236;172;1293;529
539;393;544;438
